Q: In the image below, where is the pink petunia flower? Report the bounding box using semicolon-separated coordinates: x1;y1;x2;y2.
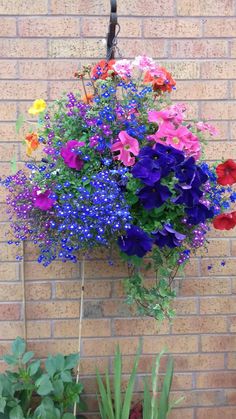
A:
111;131;140;166
33;189;55;211
112;59;132;78
132;55;156;71
196;121;218;136
148;103;186;126
61;140;85;170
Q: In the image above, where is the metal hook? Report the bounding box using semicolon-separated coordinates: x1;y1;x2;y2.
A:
106;0;118;60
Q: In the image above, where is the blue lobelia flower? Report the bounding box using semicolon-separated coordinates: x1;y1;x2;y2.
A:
152;224;186;248
118;225;153;257
138;182;172;210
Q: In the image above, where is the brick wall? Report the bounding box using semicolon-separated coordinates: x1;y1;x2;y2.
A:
0;0;236;417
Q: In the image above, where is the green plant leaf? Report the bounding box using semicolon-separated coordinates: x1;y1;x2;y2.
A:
62;414;75;419
15;114;25;135
36;374;53;396
64;353;79;370
159;356;174;418
96;369;114;419
113;346;121;419
22;351;34;365
45;356;57;377
121;342;141;419
61;370;72;382
52;379;64;398
3;355;17;365
9;405;24;419
28;360;40;376
0;398;6;414
12;337;26;358
54;354;65;371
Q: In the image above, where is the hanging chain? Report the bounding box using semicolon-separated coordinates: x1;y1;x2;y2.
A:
106;0;122;60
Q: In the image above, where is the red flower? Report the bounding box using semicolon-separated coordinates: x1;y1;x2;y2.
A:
216;159;236;186
144;67;176;93
213;213;236;230
129;402;143;419
91;59;116;80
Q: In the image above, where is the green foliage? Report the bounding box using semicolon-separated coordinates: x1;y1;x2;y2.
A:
124;247;186;321
142;351;184;419
96;344;141;419
0;337;84;418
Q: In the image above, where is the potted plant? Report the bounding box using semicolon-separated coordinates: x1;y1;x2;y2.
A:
0;338;86;419
2;55;235;322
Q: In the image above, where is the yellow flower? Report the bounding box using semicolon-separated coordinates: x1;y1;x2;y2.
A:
28;99;47;115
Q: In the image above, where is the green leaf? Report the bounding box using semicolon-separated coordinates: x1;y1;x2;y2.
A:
45;356;57;377
113;346;121;419
62;414;75;419
10;156;17;174
64;353;79;370
15;114;25;134
36;374;53;396
3;355;17;365
9;405;24;419
0;398;6;414
121;342;141;419
61;370;72;382
52;379;64;398
12;337;26;358
28;360;40;376
22;351;34;365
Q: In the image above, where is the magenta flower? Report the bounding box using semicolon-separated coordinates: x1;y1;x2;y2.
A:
148;103;186;126
111;131;140;166
196;121;218;136
112;59;132;78
33;189;55;211
61;140;85;170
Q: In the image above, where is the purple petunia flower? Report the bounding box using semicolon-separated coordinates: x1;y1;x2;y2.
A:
60;140;85;170
33;189;55;211
118;225;153;257
186;203;214;225
152;224;186;248
138;182;171;210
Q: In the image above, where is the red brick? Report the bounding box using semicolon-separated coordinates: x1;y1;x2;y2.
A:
19;60;79;80
201;101;236;120
0;303;20;320
196;372;236;388
49;39;104;59
173;298;198;315
18;17;80;37
204;18;236;37
25;282;51;300
227;353;236;369
201;60;236;79
225;390;236;405
26;301;80;320
176;0;235;16
82;337;140;356
0;263;18;281
196;239;230;257
143;335;198;354
0;18;16;36
0;0;48;14
161;61;200;80
172;80;228;100
170;40;228;58
0;81;47;100
25;261;79;280
196;407;236;419
113;318;170;336
53;319;111;338
229;316;236;332
143;18;200;38
0;321;51;339
200;296;236;314
55;280;111;299
178;278;231;296
201;335;236;352
119;0;175;16
51;0;107;15
0;102;17;120
0;143;18;162
172;316;227;334
82;17;142;38
28;339;78;358
168;408;194;419
0;39;47;58
201;259;236;276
